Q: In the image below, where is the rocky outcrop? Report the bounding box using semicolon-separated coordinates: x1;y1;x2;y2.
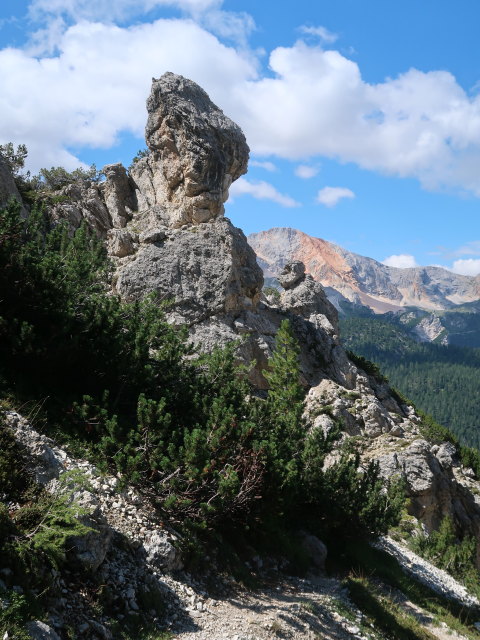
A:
374;437;480;544
51;182;112;237
115;218;262;323
102;163;136;228
412;314;447;343
135;72;249;228
5;410;181;575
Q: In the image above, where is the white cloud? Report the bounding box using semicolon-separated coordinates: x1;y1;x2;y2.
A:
316;186;354;207
299;25;338;44
28;0;255;49
382;254;418;269
229;177;300;207
0;18;256;170
450;259;480;276
4;12;480;198
250;159;277;172
295;164;319;179
233;41;480;196
450;241;480;257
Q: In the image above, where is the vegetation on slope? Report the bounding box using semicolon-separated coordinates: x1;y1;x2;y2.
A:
340;314;480;448
0;199;403;561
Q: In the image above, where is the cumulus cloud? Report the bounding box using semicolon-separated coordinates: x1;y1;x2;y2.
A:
229;177;300;207
233;41;480;196
299;25;338;44
295;164;319;179
316;186;354;207
4;10;480;197
250;159;277;172
382;254;418;269
450;259;480;276
0;18;256;170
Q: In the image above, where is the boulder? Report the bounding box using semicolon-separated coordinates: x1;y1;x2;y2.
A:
300;532;327;572
116;218;263;322
26;621;61;640
68;490;112;572
278;261;305;289
101;163;136;228
142;531;182;571
107;229;135;258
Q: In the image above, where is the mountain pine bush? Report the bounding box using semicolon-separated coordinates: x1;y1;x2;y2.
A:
0;199;403;551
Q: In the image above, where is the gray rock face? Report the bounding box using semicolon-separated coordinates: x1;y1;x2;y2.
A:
278;260;305;289
107;228;135;258
116;218;263;323
26;621;61;640
377;439;480;536
102;163;137;228
51;182;112;237
280;268;339;337
134;72;249;228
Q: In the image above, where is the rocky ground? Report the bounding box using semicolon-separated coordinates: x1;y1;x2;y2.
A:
5;409;480;640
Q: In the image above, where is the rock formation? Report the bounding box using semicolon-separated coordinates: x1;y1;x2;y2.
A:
136;72;249;227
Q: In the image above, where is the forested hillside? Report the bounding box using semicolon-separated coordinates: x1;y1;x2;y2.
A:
340;315;480;447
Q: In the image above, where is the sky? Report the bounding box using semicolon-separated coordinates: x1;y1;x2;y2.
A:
1;0;480;274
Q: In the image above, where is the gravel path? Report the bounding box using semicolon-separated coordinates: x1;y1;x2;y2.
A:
168;575;378;640
375;536;480;608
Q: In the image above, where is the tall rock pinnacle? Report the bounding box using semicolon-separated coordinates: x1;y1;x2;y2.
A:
132;72;249;228
114;73;262;322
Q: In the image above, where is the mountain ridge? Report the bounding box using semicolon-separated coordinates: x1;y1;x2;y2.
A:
248;226;480;313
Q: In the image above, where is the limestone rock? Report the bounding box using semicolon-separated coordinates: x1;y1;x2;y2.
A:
377;439;480;535
116;218;263;322
436;442;458;470
131;72;249;229
280;269;339;337
101;163;137;228
51;182;112;237
139;227;167;244
4;411;66;485
26;621;61;640
278;261;305;289
142;531;182;571
107;228;135;258
68;489;112;572
299;532;327;572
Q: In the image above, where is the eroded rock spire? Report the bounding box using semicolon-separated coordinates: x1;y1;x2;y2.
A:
132;72;249;228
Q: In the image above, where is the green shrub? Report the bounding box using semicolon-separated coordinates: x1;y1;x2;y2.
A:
0;200;403;559
346;350;388;383
418;411;459;446
411;516;479;596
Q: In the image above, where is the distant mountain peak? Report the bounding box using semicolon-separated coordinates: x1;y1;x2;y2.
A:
248;227;480;313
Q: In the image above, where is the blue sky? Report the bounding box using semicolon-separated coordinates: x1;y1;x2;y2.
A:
1;0;480;274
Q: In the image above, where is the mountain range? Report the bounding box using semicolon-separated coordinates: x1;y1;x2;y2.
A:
248;227;480;314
